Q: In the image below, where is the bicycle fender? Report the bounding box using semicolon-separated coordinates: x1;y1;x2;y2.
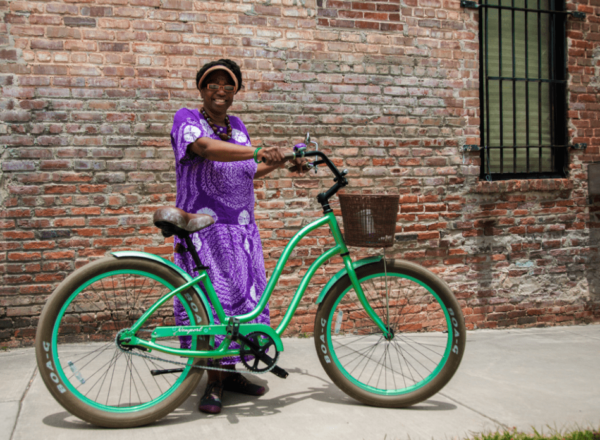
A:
112;251;214;325
315;255;383;305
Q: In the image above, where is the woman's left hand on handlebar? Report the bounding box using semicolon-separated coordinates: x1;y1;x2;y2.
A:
258;146;309;173
258;147;287;167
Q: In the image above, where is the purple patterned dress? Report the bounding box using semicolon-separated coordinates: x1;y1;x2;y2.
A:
170;108;269;365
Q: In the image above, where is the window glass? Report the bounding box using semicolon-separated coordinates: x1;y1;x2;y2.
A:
480;0;562;177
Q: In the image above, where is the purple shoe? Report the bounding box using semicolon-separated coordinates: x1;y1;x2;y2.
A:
199;381;224;414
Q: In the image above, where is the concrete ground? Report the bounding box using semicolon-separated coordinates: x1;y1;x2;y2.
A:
1;325;599;440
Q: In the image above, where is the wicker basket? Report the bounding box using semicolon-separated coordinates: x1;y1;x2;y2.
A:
338;194;399;248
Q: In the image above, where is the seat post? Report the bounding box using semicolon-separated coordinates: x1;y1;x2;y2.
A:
182;234;209;274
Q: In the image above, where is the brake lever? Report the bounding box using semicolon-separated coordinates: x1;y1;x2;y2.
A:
287;162;311;173
308;139;319;174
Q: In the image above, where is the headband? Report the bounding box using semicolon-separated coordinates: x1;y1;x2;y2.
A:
197;65;239;94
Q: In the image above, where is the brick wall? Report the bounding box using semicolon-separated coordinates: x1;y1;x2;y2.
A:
317;0;404;31
1;0;599;347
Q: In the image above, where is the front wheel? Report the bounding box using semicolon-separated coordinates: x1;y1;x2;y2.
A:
315;259;465;407
35;256;210;428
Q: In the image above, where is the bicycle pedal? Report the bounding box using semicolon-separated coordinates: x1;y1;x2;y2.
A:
270;366;289;379
151;368;184;376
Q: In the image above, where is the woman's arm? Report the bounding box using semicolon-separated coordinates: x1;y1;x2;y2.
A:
189;137;255;162
188;137;286;165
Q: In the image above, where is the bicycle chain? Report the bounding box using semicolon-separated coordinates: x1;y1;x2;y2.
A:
116;338;278;376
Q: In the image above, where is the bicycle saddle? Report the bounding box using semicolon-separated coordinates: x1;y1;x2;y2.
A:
153;207;215;238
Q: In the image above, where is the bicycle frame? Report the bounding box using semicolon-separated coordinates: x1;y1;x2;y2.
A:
119;211;391;358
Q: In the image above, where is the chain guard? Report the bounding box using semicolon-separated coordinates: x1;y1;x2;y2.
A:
115;329;278;376
239;332;279;373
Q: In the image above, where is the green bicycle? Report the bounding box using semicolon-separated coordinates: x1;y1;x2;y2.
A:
35;140;465;428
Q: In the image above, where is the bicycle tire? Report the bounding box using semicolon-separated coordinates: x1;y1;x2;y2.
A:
314;259;465;407
35;256;210;428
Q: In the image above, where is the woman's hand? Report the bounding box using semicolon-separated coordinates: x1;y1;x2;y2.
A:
257;147;287;167
254;147;308;178
288;157;310;174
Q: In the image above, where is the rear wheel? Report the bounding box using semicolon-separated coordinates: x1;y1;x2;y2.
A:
35;256;210;428
315;259;465;407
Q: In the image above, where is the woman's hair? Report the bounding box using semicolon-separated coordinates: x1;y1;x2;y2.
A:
196;59;243;94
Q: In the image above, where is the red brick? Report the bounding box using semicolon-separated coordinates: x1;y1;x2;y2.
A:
54;218;86;227
8;252;41;261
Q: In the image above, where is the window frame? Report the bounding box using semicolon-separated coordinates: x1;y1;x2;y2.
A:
476;0;569;181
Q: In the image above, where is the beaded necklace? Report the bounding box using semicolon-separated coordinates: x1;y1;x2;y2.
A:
200;107;232;141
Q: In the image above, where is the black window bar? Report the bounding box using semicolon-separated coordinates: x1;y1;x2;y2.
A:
464;0;576;181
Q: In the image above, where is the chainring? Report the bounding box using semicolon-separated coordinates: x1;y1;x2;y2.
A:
239;332;279;373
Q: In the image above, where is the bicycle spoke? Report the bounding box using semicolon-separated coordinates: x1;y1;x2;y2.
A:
94;350;120;402
69;287;105;315
131;359;153;401
122;274;130;331
131;275;148;313
397;335;445;366
142;356;165;397
118;355;128;407
73;352;123;390
383;258;390;329
394;339;408;389
391;340;423;382
85;349;119;398
356;337;384;383
348;339;381;377
369;343;391;388
126;355;142;405
66;343;114;382
109;272;119;315
388;343;397;390
346;339;419;387
379;343;389;390
106;351;122;405
66;342;113;368
332;334;375;352
335;338;380;361
91;277;112;309
397;334;447;349
395;339;435;374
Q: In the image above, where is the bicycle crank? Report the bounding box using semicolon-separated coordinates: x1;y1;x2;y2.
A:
238;332;289;379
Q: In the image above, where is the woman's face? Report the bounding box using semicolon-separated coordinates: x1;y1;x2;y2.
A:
200;70;235;115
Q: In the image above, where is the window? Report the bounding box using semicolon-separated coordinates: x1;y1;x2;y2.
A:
477;0;568;180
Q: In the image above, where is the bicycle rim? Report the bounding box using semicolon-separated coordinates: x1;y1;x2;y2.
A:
51;269;200;413
325;271;453;396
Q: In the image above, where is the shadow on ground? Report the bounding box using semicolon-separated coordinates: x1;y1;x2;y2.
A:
41;367;457;430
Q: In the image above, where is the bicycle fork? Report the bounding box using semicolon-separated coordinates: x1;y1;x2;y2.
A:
326;211;392;340
341;254;393;340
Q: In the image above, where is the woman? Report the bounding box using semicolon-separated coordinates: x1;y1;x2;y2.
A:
170;59;305;414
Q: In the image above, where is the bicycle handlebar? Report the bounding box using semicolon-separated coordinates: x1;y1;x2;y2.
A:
286;148;348;209
285;150;346;181
304;151;345;180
